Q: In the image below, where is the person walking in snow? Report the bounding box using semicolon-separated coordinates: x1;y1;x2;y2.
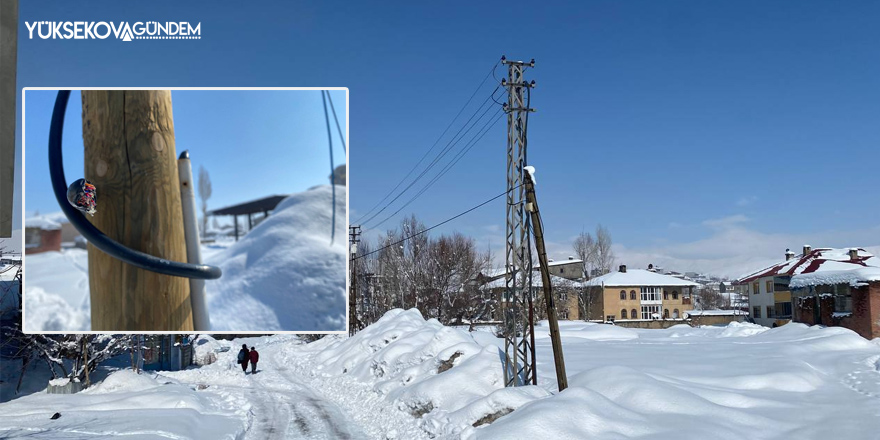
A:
249;347;259;374
237;344;250;373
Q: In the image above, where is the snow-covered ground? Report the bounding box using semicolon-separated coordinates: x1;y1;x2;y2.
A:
4;311;879;439
22;185;346;332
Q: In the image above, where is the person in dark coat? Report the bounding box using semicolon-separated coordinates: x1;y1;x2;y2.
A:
237;344;249;373
249;347;259;374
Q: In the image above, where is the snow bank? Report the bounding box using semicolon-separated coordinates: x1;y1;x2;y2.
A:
0;369;244;439
22;248;91;331
86;369;160;394
205;184;347;331
23;287;89;332
297;309;550;437
539;320;640;341
471;320;880;439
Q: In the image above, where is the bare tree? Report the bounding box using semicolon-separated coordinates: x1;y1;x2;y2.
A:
594;224;615;275
696;285;726;310
572;230;596;276
198;165;212;234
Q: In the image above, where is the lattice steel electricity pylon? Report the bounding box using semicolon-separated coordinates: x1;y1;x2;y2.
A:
501;56;537;387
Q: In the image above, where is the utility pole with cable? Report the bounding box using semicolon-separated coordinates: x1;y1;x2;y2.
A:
524;168;568;391
349;225;361;336
82;90;192;331
501;56;537;387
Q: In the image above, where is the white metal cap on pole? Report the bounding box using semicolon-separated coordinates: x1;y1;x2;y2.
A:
178;150;211;330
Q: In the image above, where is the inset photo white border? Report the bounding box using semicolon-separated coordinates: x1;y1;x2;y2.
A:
21;87;349;335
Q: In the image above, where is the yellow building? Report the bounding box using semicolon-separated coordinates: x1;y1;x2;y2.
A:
582;265;698;322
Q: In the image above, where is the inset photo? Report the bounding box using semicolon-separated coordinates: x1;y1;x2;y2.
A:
22;88;348;332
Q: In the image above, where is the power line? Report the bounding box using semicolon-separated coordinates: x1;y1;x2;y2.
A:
325;90;347;154
354;185;519;261
321;90;337;244
359;87;505;229
363;107;504;232
353;60;501;224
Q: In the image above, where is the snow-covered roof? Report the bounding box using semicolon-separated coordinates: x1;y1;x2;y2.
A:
24;216;62;231
736;248;878;285
545;258;583;267
789;266;880;289
583;269;699;288
481;272;578;289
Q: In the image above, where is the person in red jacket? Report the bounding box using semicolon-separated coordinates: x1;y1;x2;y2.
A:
249;347;259;374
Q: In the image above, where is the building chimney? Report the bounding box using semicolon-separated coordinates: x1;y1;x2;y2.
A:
849;248;859;260
785;249;795;261
619;265;627;273
802;245;811;256
648;263;654;271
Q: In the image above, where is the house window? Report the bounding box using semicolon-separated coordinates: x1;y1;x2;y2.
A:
775;302;792;318
606;315;615;322
631;309;638;320
641;305;660;320
753;282;759;295
766;305;773;318
672;291;678;300
621;309;627;319
663;309;669;319
640;287;662;302
620;290;626;300
765;280;773;294
834;284;852;313
663;290;669;300
753;306;761;318
673;308;679;319
630;290;636;300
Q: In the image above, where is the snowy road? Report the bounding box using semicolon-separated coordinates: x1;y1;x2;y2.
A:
0;335;422;439
159;336;419;440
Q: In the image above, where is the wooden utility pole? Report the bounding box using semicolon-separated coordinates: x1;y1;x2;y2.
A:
81;91;192;331
524;169;568;392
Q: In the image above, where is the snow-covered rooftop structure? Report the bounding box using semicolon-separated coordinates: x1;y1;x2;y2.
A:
24;216;61;231
583;268;699;288
736;247;879;286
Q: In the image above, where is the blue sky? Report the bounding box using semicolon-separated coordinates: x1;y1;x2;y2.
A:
11;0;880;276
23;89;346;217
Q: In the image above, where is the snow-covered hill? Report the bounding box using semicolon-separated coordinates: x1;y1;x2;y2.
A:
205;184;347;331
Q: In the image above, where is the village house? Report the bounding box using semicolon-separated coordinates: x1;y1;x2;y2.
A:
24;216;62;254
787;248;880;339
736;246;880;332
481;271;581;321
581;265;698;323
734;247;807;327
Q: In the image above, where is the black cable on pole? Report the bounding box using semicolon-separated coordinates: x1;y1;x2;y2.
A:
49;91;221;280
321;90;337;245
354;185;519;261
354;60;500;224
325;90;346;154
